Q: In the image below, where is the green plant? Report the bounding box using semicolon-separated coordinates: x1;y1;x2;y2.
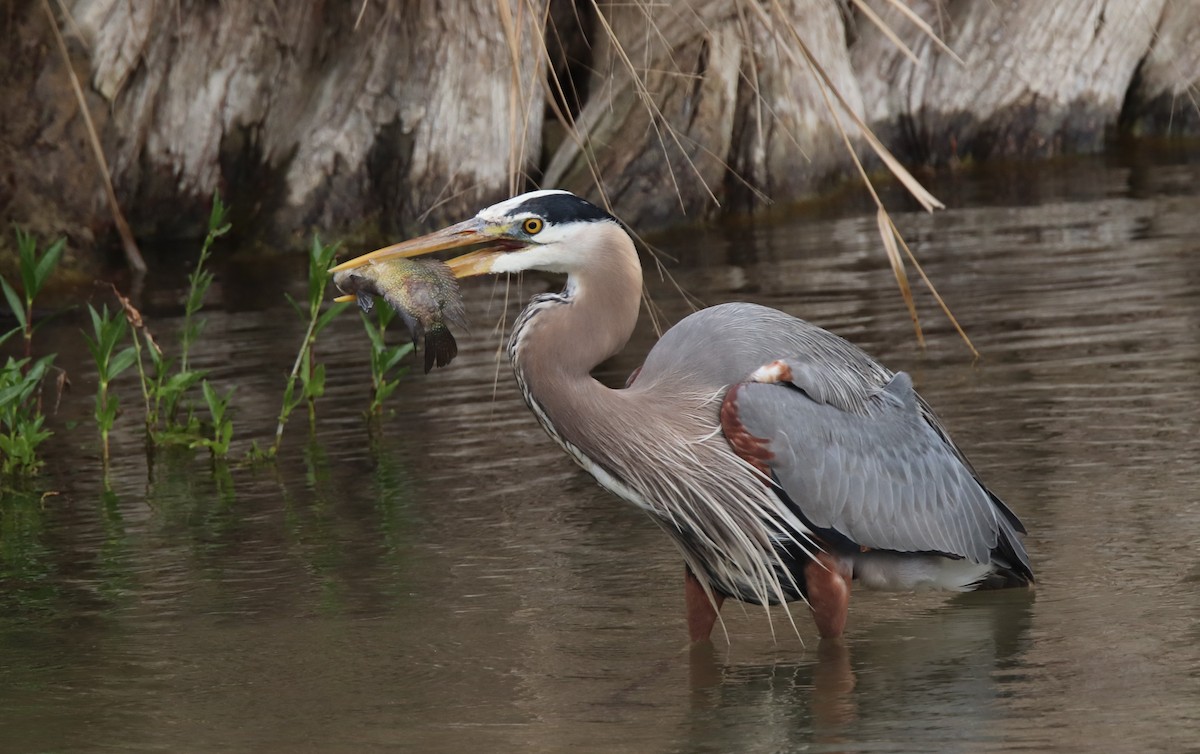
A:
1;229;65;358
145;341;205;444
83;304;137;467
361;304;414;416
0;332;54;478
193;380;235;459
180;191;229;373
109;287;160;440
271;235;349;455
121;191;228;447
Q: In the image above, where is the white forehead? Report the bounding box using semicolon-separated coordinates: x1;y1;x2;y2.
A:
476;189;576;222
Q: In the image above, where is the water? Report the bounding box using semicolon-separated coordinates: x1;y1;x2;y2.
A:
3;148;1200;752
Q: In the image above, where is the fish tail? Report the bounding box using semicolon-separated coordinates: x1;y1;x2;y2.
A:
423;325;459;373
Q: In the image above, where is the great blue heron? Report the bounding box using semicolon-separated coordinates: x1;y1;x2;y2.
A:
331;190;1033;641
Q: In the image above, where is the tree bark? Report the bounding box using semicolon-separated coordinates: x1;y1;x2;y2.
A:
543;0;864;227
1121;0;1200;134
2;0;1198;264
43;0;545;248
851;0;1171;163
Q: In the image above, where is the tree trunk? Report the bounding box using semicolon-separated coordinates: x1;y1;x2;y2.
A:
1120;0;1200;135
851;0;1170;163
543;0;864;227
4;0;545;264
2;0;1197;264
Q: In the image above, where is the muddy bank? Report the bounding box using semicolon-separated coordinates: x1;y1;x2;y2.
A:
2;0;1197;265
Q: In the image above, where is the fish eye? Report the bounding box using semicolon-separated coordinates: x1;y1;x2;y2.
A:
522;217;544;235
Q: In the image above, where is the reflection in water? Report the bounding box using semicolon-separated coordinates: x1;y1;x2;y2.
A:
682;591;1035;753
2;152;1200;752
0;491;54;615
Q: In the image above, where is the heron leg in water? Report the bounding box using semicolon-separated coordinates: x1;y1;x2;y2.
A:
685;568;725;642
805;552;853;639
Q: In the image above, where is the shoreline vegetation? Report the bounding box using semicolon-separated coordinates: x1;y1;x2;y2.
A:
1;0;1197;266
2;1;1198;481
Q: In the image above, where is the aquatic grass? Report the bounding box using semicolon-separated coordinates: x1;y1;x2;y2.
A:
83;304;137;467
113;191;230;448
180;191;230;373
0;338;55;480
194;380;235;459
0;230;64;480
145;342;205;445
361;304;414;417
270;235;349;456
1;229;65;359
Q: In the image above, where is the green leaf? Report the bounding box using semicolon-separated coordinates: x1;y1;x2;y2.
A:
26;354;52;381
200;380;217;409
146;337;166;369
208;190;228;230
163;371;205;392
283;292;305;320
86;304;103;340
314;300;350;334
15;230;37;299
110;346;137;378
381;348;410;374
0;380;31;407
1;276;26;331
34;238;66;292
307;364;326;398
378;382;399;403
281;379;297;413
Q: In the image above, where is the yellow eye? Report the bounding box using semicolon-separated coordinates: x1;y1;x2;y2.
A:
522;217;544;235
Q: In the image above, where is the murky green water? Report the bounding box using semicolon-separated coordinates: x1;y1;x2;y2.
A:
3;148;1200;752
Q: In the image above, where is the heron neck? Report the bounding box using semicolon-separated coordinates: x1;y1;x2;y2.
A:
511;232;642;416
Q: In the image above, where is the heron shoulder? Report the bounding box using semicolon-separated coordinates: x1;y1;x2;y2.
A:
637;302;893;397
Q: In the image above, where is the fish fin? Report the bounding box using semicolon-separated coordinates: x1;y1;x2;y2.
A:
355;293;375;313
423;326;459;373
392;306;423;348
426;263;469;332
442;299;469;333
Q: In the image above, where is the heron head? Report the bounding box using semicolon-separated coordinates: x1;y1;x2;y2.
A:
329;190;622;279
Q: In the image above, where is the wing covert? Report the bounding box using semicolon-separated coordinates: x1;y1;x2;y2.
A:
725;366;1018;565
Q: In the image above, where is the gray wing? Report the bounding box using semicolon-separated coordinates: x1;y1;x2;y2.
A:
728;362;1019;565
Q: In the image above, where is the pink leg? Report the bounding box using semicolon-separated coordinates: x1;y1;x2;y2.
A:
685;569;725;643
804;552;852;639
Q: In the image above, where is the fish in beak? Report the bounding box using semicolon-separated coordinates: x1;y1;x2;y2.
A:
329;218;525;279
332;258;468;373
330;216;531;371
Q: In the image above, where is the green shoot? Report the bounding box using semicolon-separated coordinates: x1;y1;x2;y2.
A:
180;191;230;374
83;304;137;467
361;304;414;416
272;235;349;455
193;380;235;459
1;229;65;358
149;343;205;443
0;349;55;479
124;190;228;446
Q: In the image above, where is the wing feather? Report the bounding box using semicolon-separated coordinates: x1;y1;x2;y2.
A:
730;368;1017;564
